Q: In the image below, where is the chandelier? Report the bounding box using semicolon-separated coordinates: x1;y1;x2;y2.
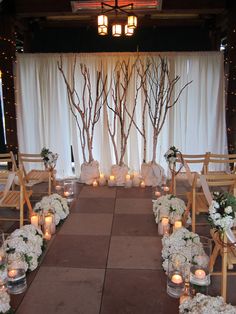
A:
97;1;137;37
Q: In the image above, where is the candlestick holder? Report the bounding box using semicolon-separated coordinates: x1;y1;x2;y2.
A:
167;253;187;298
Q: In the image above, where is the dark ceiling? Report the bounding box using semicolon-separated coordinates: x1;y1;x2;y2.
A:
1;0;234;52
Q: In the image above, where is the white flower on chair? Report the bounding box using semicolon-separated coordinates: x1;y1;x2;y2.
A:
208;192;236;232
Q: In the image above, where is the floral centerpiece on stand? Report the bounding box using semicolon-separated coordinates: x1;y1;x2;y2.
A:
34;193;69;225
40;147;58;169
5;224;44;272
208;192;236;232
161;227;205;273
179;293;236;314
153;194;191;225
164;146;180;165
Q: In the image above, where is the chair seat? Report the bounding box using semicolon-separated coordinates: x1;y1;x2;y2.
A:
27;169;50;181
0;190;32;209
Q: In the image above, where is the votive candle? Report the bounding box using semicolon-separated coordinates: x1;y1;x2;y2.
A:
195;269;206;280
30;213;39;228
174;220;182;231
171;273;183;284
140;181;145;188
44;230;51;241
93;180;98;187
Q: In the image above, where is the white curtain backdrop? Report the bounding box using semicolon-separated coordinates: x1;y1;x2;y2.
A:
15;52;227;177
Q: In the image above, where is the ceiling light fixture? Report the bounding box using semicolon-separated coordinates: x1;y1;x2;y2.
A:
97;0;137;37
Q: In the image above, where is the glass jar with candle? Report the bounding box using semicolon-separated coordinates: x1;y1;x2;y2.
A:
98;173;106;186
30;212;40;229
55;179;64;193
167;253;187;298
190;236;212;291
64;180;75;202
7;253;27;294
44;210;56;235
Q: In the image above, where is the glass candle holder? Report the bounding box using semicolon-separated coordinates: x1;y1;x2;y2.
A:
30;212;40;229
7;253;27;294
98;173;106;186
44;210;56;235
132;172;141;187
64;180;75;202
158;217;169;236
190;236;212;289
55;179;64;193
167;253;187;298
108;175;116;187
125;174;132;188
44;228;52;241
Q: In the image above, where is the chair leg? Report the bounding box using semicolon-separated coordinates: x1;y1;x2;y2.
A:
221;232;228;302
20;186;24;228
48;171;52;195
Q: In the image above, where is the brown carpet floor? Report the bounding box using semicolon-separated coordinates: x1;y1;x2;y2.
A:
2;181;236;314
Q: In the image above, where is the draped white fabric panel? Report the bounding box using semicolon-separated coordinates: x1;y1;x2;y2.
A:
16;52;227;177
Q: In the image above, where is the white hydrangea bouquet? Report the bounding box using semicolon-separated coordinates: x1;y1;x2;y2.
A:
153;194;191;225
161;227;205;273
208;192;236;232
5;224;44;272
0;290;11;314
34;193;69;225
41;147;58;169
179;293;236;314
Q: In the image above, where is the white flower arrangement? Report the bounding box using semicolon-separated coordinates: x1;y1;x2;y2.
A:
34;193;69;225
0;290;11;314
161;227;205;273
5;224;44;272
40;147;58;169
153;194;191;225
164;146;180;164
208;192;236;232
179;293;236;314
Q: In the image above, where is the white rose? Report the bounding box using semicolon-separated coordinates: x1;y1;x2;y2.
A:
225;206;232;214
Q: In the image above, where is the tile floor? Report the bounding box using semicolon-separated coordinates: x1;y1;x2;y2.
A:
1;180;235;314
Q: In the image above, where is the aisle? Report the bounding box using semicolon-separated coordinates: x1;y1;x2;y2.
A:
16;185;179;314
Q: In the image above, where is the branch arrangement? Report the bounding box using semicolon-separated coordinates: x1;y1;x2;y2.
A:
58;56;107;163
58;55;192;175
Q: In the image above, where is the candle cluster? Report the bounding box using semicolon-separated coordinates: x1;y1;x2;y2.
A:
91;172;148;188
30;210;55;241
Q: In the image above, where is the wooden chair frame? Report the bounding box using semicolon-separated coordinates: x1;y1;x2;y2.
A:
18;153;54;194
205;153;236;175
172;153;209;196
0;151;17;184
186;173;236;233
0;170;33;227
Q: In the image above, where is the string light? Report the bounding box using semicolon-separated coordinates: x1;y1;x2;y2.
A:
0;34;18;152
